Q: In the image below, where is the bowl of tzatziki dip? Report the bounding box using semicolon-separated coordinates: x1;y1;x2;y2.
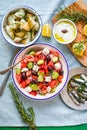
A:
53;19;77;44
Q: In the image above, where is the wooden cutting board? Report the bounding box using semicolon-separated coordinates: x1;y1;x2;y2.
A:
52;0;87;67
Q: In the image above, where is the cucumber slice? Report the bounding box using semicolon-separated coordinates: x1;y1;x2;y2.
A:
52;56;58;63
15;68;21;74
37;71;44;76
37;59;44;65
27;62;33;69
52;71;59;79
51;88;56;93
30;84;39;91
29;51;35;56
38;75;44;82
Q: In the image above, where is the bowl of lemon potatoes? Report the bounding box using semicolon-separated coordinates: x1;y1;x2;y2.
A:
1;5;42;47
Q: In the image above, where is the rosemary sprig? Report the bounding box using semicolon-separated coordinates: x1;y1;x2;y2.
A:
9;83;37;130
56;3;87;23
58;10;87;23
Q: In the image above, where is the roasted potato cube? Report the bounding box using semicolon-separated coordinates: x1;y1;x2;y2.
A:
20;18;26;23
14;37;22;43
24;32;31;39
27;14;36;29
9;23;19;30
20;22;30;31
15;32;25;37
15;9;25;18
5;25;14;39
7;14;17;24
21;37;30;44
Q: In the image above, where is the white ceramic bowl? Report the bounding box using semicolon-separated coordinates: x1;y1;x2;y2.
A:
1;6;42;47
12;43;69;100
53;19;77;44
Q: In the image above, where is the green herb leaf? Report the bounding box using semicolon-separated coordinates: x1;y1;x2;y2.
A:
9;83;37;130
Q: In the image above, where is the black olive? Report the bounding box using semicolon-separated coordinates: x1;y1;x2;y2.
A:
46;54;51;62
59;70;64;76
47;66;53;72
44;82;49;86
62;29;68;33
31;79;38;84
21;72;27;80
32;70;37;75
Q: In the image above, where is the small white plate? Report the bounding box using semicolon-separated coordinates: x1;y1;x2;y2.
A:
60;67;87;110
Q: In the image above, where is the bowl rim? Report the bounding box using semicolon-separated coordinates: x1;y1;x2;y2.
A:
1;5;42;47
53;18;77;44
12;43;69;100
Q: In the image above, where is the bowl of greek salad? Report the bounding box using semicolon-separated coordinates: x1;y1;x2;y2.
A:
12;43;69;100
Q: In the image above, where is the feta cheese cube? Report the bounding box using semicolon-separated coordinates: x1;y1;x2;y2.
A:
25;86;32;93
21;68;28;72
54;62;61;70
47;86;51;92
45;76;51;82
42;48;49;55
50;54;53;59
33;65;39;72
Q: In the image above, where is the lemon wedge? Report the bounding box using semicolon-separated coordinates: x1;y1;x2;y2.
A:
42;23;52;37
83;24;87;36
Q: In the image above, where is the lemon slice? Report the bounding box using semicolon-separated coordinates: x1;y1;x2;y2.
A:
83;24;87;36
42;23;52;37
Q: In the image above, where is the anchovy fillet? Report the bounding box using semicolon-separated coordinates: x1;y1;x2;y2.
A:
78;92;87;99
70;90;79;99
81;74;87;81
74;78;84;83
69;93;80;106
84;88;87;92
70;81;80;87
70;90;85;104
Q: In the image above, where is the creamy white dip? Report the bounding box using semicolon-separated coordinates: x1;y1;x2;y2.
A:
53;19;77;44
